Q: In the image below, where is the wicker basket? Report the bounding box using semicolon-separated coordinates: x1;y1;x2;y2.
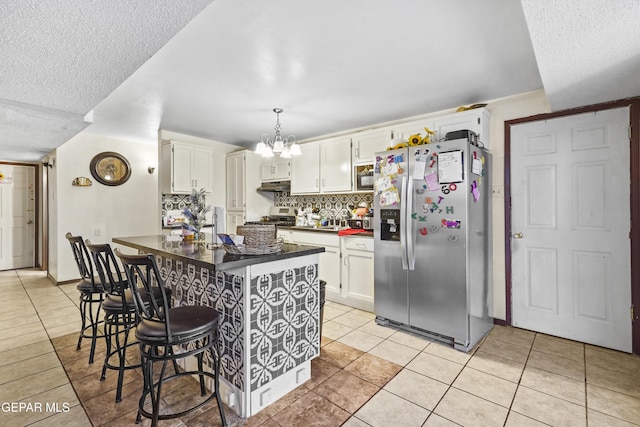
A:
236;224;276;246
224;237;284;255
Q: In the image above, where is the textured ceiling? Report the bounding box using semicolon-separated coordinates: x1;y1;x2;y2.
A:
0;0;213;161
2;0;639;162
521;0;640;111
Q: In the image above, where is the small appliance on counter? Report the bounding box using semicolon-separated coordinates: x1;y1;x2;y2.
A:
347;218;364;229
363;212;374;230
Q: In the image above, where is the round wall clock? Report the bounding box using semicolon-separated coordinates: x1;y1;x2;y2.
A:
89;152;131;186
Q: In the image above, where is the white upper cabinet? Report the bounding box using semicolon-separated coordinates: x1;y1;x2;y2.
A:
161;140;213;194
432;108;491;148
291;140;321;194
352;128;392;164
392;119;436;142
260;157;291;182
291;136;351;194
320;136;352;193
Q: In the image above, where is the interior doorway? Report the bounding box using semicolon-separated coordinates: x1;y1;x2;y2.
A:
505;98;640;354
0;163;37;270
510;108;631;352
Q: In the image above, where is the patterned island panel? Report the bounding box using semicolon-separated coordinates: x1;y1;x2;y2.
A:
155;253;320;394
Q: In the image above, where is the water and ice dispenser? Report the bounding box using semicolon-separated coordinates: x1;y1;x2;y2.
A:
379;209;400;241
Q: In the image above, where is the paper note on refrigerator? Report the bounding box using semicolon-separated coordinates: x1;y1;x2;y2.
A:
382;161;399;177
472;158;483;175
376;176;393;193
424;172;440;191
380;188;400;206
437;150;464;183
413;160;427;180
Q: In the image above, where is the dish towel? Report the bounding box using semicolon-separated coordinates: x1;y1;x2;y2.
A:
338;228;368;236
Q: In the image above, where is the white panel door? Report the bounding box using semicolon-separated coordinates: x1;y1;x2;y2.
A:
511;107;631;352
0;165;35;270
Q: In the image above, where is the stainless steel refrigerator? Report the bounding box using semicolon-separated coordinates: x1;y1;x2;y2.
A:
373;137;493;352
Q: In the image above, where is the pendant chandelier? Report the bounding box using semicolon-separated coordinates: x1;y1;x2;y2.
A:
255;108;301;158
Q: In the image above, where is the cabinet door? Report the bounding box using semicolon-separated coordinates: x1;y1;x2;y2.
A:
340;237;374;311
272;159;291;181
320;136;351;193
226;152;245;210
172;143;193;193
192;146;213;192
291;141;320;194
260;158;275;182
352;128;392;164
260;157;291;182
432;108;490;146
320;246;341;297
393;119;435;142
225;211;245;234
342;248;374;309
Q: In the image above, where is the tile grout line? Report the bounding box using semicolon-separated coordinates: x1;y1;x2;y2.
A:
22;271;95;427
500;331;537;427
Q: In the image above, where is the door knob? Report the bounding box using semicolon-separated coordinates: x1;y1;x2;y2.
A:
513;232;523;239
27;220;33;224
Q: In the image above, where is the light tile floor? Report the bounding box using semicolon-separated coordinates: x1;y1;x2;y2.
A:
2;268;640;426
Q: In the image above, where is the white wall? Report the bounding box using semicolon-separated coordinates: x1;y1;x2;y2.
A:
51;132;159;282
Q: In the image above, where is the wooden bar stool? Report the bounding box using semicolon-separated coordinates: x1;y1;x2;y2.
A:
116;249;227;426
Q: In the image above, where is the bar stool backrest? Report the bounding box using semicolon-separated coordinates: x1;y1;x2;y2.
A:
86;241;127;301
115;250;173;339
65;232;97;290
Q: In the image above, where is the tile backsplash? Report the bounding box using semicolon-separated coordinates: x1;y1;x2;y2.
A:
161;194;192;217
274;191;373;223
163;192;373;224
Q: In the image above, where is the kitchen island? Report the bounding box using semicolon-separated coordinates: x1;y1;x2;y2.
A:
113;234;325;418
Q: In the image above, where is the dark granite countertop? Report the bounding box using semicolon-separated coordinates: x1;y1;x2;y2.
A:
113;234;325;271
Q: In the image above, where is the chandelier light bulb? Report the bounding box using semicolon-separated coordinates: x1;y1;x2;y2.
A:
255;108;301;158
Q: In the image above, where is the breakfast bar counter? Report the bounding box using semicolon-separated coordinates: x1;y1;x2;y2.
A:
113;234;325;418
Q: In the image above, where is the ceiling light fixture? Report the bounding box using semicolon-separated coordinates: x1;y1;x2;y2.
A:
255;108;301;158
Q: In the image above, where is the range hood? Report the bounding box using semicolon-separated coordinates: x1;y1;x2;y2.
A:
257;181;290;192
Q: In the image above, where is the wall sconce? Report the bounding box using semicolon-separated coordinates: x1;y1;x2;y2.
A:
147;166;156;174
72;177;92;186
42;156;55;168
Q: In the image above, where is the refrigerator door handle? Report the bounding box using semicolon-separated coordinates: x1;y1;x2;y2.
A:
407;178;416;270
400;176;408;270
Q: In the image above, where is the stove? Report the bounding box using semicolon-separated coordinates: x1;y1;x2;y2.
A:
245;206;296;227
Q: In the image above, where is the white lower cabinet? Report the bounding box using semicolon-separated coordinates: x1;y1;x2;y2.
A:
340;236;374;311
278;230;374;311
